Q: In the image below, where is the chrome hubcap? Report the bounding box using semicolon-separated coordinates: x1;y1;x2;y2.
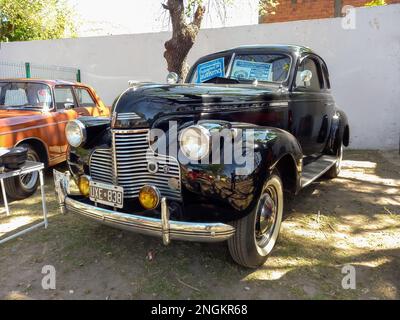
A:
255;186;278;248
19;153;38;189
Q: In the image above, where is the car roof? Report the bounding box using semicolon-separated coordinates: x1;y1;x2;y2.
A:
0;78;82;86
197;44;314;61
232;44;313;53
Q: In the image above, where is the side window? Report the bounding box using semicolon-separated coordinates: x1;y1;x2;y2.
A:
295;57;322;91
75;87;96;107
4;88;28;106
54;87;75;110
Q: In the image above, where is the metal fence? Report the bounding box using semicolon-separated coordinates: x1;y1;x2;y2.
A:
0;61;81;82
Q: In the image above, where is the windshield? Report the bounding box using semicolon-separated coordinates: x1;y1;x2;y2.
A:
189;53;291;84
0;82;52;110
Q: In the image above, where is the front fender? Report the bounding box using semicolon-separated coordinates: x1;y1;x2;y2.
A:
67;117;111;181
180;123;303;219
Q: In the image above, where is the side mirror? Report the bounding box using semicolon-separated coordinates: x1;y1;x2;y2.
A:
64;102;74;110
300;70;313;86
166;72;179;84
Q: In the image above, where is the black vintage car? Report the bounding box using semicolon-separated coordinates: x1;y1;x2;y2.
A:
54;45;349;268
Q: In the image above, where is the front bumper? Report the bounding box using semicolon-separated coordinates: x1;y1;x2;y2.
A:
53;170;235;244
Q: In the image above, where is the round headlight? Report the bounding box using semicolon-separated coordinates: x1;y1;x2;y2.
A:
179;125;211;161
65;120;86;147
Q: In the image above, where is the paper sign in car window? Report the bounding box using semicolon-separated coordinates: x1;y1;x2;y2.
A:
196;57;225;83
38;89;52;103
231;59;273;82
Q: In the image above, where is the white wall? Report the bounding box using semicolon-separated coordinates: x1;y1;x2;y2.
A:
0;5;399;150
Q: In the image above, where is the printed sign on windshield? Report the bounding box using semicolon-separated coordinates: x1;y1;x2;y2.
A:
196;57;225;83
231;59;273;82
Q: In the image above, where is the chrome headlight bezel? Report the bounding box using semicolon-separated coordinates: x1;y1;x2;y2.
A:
179;125;211;161
65;120;87;148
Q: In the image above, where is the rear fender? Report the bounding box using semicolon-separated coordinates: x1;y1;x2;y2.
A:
325;109;349;154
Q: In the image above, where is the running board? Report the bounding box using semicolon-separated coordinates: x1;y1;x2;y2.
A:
301;155;337;188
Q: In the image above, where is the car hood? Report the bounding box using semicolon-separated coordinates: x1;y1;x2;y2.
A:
113;83;287;128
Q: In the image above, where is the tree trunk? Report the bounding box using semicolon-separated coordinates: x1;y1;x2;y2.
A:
163;0;205;81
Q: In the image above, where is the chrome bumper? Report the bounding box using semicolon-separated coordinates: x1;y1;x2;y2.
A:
53;170;235;244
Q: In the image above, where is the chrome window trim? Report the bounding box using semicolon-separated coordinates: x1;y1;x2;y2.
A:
0;81;55;111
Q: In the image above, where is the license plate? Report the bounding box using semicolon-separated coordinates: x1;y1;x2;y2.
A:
89;181;124;208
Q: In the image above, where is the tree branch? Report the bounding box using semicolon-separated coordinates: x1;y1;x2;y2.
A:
191;4;205;29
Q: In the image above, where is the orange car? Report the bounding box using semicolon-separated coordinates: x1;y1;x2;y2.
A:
0;79;110;199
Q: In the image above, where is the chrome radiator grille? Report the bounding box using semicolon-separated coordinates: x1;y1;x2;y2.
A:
89;149;113;184
116;112;142;121
89;129;181;201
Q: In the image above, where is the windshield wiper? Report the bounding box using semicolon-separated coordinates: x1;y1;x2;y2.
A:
203;77;240;84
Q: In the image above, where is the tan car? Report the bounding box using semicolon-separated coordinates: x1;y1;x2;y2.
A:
0;79;110;199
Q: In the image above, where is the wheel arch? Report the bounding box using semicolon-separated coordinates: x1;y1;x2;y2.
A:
15;137;49;167
272;153;299;194
257;127;302;195
180;124;303;218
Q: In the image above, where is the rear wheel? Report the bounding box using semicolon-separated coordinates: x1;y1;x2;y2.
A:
325;143;343;179
228;173;283;268
4;144;40;200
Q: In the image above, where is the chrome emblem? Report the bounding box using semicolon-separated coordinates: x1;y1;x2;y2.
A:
147;161;158;174
163;165;170;174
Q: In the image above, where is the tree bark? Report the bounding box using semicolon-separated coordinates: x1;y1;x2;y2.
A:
163;0;205;81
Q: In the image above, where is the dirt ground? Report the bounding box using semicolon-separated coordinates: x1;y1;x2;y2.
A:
0;150;399;300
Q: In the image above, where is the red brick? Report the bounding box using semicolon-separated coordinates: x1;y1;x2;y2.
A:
260;0;400;23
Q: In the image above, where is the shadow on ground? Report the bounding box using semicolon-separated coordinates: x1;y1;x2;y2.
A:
0;151;399;300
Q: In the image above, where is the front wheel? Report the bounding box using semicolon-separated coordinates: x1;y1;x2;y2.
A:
4;144;40;200
228;173;283;268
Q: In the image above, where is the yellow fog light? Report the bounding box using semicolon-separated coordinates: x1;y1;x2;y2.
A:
139;185;160;210
78;175;91;197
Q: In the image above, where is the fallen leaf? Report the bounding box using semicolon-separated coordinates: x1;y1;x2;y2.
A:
146;250;155;261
